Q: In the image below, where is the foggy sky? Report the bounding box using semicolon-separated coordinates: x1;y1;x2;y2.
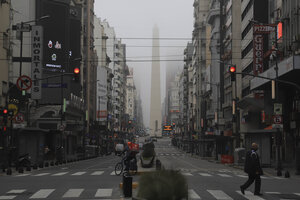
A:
94;0;194;127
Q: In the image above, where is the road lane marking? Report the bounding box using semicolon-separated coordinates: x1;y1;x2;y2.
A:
265;192;280;194
7;190;26;194
217;174;232;177
207;190;233;199
71;172;86;176
95;189;113;197
15;174;30;177
236;175;248;178
273;176;284;179
110;171;120;175
182;172;193;176
236;191;265;200
91;171;104;175
295;193;300;196
189;189;201;199
52;172;68;176
33;173;50;176
30;189;55;199
62;189;84;198
0;196;16;199
199;173;212;177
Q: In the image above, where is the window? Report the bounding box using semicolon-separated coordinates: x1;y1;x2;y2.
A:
242;41;253;59
3;33;9;50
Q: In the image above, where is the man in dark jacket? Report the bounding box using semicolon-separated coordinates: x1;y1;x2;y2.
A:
240;143;263;196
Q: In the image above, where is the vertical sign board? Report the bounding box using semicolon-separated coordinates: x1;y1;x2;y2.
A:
253;24;276;75
31;26;43;99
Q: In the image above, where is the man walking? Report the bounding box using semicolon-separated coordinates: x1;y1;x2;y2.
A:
240;143;263;196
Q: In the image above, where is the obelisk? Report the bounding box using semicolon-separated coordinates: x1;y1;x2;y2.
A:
149;24;162;137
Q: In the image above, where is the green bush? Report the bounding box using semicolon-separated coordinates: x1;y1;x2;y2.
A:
137;169;188;200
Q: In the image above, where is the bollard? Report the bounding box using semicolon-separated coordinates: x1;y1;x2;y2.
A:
6;168;12;175
284;171;290;178
296;147;300;175
123;172;133;197
18;167;24;173
156;159;161;170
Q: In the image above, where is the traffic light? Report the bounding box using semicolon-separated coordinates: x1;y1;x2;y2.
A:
1;108;8;124
229;65;236;81
73;67;80;82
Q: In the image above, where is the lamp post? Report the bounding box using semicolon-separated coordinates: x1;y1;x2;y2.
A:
12;15;50;77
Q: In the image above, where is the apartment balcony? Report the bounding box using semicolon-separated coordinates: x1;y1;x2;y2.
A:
207;7;220;25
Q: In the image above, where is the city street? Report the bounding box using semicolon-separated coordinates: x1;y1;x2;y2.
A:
0;137;299;199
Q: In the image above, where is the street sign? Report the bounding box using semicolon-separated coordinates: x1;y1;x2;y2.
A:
15;113;25;123
13;123;26;129
58;124;65;131
274;103;282;115
16;75;32;91
273;115;283;124
13;23;31;32
8;104;18;116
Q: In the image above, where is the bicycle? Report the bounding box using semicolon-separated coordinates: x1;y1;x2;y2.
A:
115;154;138;176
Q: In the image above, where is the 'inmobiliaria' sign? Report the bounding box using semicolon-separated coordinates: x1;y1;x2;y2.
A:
31;26;43;99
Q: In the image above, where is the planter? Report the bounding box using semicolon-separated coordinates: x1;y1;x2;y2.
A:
140;156;155;168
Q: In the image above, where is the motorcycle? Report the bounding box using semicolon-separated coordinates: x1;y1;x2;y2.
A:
15;153;31;170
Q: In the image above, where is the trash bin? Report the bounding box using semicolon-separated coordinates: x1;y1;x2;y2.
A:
123;172;132;197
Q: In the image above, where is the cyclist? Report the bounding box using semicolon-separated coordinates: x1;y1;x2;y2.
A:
123;142;137;171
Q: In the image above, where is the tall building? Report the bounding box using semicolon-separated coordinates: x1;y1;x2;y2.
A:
0;1;10;107
149;25;162;137
192;0;210;134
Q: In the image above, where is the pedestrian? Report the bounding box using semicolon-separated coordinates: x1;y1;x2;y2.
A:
240;143;263;196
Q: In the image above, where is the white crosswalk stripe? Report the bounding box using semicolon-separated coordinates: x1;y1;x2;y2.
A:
30;189;55;199
199;173;212;177
236;190;265;200
33;173;50;177
91;171;104;175
265;192;280;194
95;189;113;197
0;196;16;200
62;189;84;198
217;174;232;177
52;172;68;176
7;190;26;194
295;193;300;196
236;175;248;178
71;172;86;176
183;172;193;176
15;174;30;177
207;190;233;200
189;189;201;199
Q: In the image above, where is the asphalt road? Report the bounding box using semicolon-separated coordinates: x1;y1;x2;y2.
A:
0;137;299;200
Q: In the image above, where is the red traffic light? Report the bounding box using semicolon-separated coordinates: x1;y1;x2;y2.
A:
229;66;236;73
3;109;8;114
74;67;80;74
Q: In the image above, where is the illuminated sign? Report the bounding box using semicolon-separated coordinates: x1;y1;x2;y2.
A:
163;125;172;131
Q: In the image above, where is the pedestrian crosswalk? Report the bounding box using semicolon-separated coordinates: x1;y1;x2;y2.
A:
0;188;299;200
12;170;287;180
158;153;185;156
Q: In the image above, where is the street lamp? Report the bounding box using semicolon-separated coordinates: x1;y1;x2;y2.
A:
12;15;50;77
